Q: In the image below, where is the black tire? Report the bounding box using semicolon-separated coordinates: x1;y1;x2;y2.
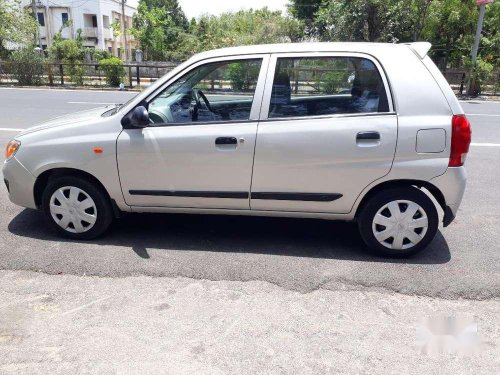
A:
41;176;113;240
358;187;439;257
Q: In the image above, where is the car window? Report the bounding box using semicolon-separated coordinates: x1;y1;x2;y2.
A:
268;56;389;119
147;59;262;125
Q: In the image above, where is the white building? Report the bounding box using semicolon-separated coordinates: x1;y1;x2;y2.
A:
22;0;137;59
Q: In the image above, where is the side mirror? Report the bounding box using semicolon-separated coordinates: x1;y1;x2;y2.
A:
121;105;150;128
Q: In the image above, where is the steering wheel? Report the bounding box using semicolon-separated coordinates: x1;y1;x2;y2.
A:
192;88;213;113
148;109;168;124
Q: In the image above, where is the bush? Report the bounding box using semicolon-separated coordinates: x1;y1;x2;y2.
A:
465;57;494;96
48;29;85;85
321;71;351;94
67;64;85;85
90;49;112;62
225;61;260;91
99;57;125;87
10;48;45;86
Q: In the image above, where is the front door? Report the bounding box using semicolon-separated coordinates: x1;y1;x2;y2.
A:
250;53;398;214
117;56;268;209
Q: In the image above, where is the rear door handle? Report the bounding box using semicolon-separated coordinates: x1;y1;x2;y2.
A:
356;131;380;141
215;137;238;145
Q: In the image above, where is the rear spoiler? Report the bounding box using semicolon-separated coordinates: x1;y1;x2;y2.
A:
403;42;432;59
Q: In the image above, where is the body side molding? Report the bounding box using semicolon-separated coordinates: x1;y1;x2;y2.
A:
129;190;343;202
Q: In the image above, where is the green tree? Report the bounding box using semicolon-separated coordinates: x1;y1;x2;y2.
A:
289;0;436;43
288;0;498;95
141;0;188;29
422;0;499;72
288;0;498;65
131;0;191;61
480;0;500;66
422;0;477;68
132;4;303;61
193;8;304;51
313;0;426;42
0;0;37;56
287;0;321;35
422;1;498;94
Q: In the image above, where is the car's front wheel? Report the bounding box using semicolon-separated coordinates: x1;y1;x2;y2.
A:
358;187;439;257
41;176;113;240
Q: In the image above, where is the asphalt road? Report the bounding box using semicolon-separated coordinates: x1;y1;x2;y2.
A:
0;88;499;300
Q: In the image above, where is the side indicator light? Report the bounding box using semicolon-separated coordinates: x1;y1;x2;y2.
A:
93;147;104;154
5;140;21;160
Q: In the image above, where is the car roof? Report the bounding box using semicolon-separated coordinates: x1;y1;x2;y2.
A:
191;42;421;61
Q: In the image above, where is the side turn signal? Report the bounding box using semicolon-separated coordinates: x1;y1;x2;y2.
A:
5;140;21;160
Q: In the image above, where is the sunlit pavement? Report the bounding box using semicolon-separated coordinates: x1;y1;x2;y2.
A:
0;88;498;373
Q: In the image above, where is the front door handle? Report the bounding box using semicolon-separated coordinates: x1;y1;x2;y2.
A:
356;131;380;141
215;137;238;145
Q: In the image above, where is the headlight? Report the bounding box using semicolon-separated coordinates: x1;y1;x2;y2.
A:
5;140;21;160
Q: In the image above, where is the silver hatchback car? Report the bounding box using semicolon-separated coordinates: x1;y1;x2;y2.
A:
3;42;471;257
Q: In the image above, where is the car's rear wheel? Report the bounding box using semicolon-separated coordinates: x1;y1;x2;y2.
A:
41;176;113;240
358;187;439;257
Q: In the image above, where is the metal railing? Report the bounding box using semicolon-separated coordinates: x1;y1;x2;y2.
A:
0;61;178;88
441;68;499;96
0;60;498;96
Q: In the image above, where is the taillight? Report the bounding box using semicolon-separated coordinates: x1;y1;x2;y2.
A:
449;115;471;167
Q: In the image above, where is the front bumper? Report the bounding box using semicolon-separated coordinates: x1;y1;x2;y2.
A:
2;157;37;209
430;166;466;227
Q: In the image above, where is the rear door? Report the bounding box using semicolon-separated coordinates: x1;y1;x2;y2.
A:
250;52;397;213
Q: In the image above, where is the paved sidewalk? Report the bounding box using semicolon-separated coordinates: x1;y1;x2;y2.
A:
0;271;498;374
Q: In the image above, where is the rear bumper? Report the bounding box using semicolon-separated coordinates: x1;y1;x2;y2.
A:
430;167;466;227
2;157;37;209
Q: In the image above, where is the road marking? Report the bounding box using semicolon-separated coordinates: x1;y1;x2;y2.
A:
68;101;115;105
460;100;500;104
466;113;500;117
0;87;136;94
0;127;25;132
471;142;500;147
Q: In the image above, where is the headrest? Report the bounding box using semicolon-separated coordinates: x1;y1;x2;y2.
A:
271;72;291;105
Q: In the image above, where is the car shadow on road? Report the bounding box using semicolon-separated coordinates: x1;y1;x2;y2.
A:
8;208;451;264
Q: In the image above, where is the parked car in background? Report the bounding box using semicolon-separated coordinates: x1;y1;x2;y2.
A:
3;42;471;257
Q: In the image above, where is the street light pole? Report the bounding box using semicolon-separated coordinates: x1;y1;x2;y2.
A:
470;4;486;65
467;0;493;96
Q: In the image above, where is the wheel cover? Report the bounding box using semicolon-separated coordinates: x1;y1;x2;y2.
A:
49;186;97;233
371;200;429;250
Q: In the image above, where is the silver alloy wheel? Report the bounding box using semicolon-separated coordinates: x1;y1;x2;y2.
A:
371;200;428;250
49;186;97;233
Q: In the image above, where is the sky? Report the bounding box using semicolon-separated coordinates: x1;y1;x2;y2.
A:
128;0;289;19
